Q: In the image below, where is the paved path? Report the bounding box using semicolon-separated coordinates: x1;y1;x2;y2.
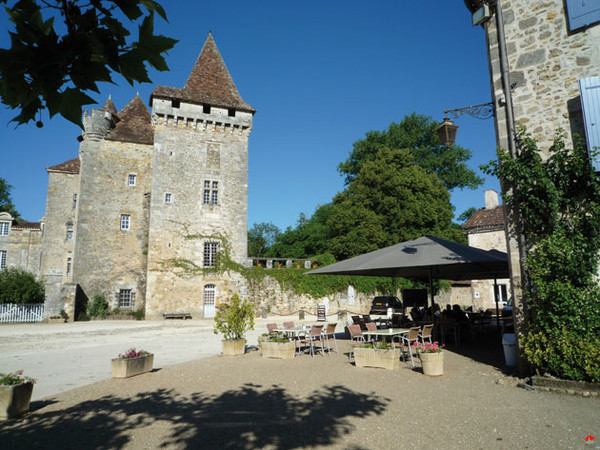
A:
0;317;294;400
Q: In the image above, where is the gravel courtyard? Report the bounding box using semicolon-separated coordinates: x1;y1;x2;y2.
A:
1;319;598;449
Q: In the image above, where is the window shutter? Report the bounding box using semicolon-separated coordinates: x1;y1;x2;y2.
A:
580;76;600;170
566;0;600;31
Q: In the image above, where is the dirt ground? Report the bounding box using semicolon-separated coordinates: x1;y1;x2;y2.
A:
1;328;598;450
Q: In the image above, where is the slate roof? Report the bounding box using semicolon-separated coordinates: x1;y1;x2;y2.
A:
47;157;80;174
463;205;505;232
11;221;42;230
151;33;255;113
100;97;118;115
106;94;154;145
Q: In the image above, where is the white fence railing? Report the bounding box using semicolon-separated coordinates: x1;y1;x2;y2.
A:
0;303;45;323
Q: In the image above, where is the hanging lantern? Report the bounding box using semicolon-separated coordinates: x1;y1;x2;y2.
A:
437;116;458;147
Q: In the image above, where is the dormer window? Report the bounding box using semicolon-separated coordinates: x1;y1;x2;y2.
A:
0;221;9;236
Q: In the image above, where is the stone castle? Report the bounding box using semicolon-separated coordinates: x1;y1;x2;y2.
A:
2;34;254;320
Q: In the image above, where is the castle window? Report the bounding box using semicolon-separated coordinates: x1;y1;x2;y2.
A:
118;289;134;308
228;108;236;117
165;193;173;204
120;214;131;231
72;194;77;210
203;180;219;205
203;242;219;268
0;221;9;236
127;174;136;186
66;223;74;241
203;105;211;114
0;250;6;269
66;257;72;276
171;99;180;108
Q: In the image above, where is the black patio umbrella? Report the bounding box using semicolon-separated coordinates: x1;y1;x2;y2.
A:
306;235;509;309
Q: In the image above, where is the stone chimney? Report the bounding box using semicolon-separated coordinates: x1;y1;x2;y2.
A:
484;189;499;209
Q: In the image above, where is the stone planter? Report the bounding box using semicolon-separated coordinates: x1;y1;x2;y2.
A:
354;347;401;370
419;352;444;376
222;339;246;356
111;354;154;378
261;340;296;360
0;382;34;420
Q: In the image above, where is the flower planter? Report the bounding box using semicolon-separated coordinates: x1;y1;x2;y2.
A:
0;382;34;420
261;341;296;360
354;347;401;370
222;339;246;356
111;354;154;378
419;352;444;376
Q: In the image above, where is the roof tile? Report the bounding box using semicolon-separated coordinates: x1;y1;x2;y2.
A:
47;157;80;174
463;205;505;231
106;94;154;145
151;33;254;113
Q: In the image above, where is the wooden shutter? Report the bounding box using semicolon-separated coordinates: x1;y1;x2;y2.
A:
566;0;600;31
580;76;600;170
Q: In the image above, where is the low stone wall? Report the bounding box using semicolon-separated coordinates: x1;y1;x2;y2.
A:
518;375;600;397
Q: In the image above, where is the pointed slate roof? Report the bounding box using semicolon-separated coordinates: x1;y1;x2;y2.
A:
151;33;255;113
100;96;118;115
47;157;80;174
106;94;154;145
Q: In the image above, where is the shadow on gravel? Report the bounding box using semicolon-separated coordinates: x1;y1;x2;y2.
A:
28;399;58;413
444;329;515;375
0;384;388;449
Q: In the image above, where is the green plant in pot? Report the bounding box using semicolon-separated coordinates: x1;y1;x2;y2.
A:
214;294;255;356
0;370;35;420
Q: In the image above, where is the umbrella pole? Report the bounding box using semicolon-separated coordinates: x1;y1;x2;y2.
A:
494;278;500;330
428;268;435;310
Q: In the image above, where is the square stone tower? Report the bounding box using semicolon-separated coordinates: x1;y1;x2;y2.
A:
144;33;255;319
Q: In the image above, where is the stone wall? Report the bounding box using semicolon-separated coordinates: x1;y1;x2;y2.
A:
484;0;600;153
73;134;152;311
145;100;251;319
7;226;42;277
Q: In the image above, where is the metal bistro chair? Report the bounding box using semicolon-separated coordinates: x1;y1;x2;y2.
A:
347;324;365;360
394;326;421;367
419;324;434;344
297;324;325;357
322;322;338;354
266;323;278;335
283;321;295;330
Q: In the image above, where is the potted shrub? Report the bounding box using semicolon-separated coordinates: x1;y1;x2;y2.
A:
0;370;35;420
354;340;401;370
111;348;154;378
414;341;444;376
214;294;254;356
260;332;296;360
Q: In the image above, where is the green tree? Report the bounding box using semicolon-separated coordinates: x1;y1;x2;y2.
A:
457;207;477;224
0;0;177;127
338;113;483;191
328;147;459;260
268;203;334;258
0;177;20;219
483;129;600;382
0;267;44;303
248;222;281;257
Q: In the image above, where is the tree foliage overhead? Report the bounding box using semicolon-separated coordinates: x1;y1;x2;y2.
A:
328;147;463;260
483;129;600;382
0;0;177;127
338;113;483;191
0;177;20;219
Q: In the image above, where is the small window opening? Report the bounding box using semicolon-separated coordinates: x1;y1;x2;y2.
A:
172;99;180;108
203;105;211;114
228;108;236;117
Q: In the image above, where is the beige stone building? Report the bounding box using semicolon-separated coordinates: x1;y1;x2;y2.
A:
462;1;600;333
463;190;509;311
37;34;254;320
0;212;42;276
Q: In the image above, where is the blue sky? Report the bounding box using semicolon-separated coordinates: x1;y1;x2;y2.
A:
0;1;500;231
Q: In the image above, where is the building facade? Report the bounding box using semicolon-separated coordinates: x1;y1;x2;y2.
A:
36;34;254;320
463;190;509;311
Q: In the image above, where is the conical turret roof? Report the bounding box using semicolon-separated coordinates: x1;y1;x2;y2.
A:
106;94;154;145
151;33;254;113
